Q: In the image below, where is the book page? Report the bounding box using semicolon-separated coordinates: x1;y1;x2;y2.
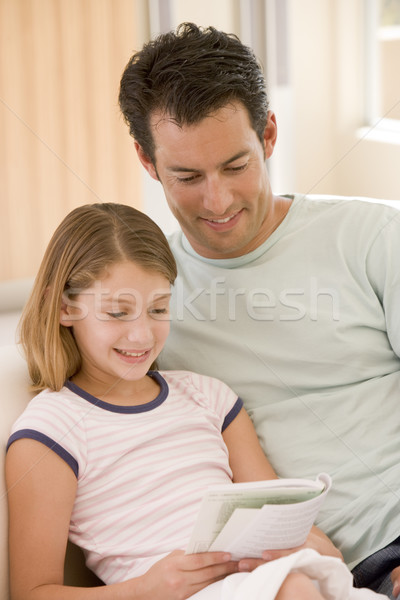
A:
209;486;329;559
186;473;331;555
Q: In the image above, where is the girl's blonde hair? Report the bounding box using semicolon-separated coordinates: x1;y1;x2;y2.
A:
19;203;177;393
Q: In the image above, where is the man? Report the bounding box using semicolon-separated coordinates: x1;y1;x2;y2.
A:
119;22;400;598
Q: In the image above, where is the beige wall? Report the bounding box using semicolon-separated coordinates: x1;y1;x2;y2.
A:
0;0;145;281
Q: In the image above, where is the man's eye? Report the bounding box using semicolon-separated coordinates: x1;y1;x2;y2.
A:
107;312;127;319
228;163;247;173
177;174;199;184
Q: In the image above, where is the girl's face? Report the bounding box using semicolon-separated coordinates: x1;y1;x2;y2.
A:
60;261;171;400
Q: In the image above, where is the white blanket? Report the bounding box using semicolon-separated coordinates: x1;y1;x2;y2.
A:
190;549;387;600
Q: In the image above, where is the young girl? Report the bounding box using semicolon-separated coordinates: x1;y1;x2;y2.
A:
6;203;383;600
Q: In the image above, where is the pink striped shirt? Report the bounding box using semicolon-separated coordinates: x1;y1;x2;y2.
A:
8;370;242;584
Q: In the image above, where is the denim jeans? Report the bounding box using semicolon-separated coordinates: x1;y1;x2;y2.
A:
352;536;400;599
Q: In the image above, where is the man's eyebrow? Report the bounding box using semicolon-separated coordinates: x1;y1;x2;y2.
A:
167;150;250;173
167;165;197;173
221;150;249;166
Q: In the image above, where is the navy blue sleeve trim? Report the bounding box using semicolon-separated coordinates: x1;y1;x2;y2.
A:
7;429;79;478
222;397;243;432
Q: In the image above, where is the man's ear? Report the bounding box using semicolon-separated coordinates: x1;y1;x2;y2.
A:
262;111;278;159
135;143;159;181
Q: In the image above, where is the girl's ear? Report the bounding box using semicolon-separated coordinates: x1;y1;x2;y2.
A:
59;294;74;328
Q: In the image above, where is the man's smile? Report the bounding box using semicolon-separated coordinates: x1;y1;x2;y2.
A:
202;210;243;230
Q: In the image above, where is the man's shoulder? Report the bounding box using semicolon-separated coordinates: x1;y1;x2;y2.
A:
304;193;400;214
295;194;400;232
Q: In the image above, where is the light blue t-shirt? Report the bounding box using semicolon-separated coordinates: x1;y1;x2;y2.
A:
160;194;400;569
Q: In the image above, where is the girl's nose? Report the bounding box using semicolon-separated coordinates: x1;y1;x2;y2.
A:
125;314;153;344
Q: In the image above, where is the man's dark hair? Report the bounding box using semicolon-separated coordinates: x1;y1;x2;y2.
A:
119;22;269;163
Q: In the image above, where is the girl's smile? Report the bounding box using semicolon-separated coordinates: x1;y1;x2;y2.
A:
113;347;152;364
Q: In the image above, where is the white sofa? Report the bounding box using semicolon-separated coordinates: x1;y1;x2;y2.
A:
0;344;103;597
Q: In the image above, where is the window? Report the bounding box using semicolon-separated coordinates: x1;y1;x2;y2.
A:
365;0;400;131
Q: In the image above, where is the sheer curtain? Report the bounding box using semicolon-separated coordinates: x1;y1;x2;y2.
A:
0;0;144;280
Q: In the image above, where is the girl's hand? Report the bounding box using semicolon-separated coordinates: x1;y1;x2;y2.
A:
137;550;239;599
237;526;343;572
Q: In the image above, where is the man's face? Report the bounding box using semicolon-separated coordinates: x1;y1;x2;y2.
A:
137;102;278;259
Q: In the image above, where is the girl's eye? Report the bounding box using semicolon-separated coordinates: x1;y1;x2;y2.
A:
107;312;127;319
151;308;168;315
149;307;170;319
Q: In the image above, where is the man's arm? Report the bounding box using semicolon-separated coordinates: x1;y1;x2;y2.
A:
222;407;343;572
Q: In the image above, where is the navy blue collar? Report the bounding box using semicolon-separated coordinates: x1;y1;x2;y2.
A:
64;371;169;414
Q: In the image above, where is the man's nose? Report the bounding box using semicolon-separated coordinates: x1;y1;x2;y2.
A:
202;176;233;215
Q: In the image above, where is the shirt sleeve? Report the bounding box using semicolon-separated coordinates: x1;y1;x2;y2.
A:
6;389;87;478
222;397;243;431
183;371;243;430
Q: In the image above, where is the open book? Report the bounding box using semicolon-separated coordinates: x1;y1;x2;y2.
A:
186;473;331;560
